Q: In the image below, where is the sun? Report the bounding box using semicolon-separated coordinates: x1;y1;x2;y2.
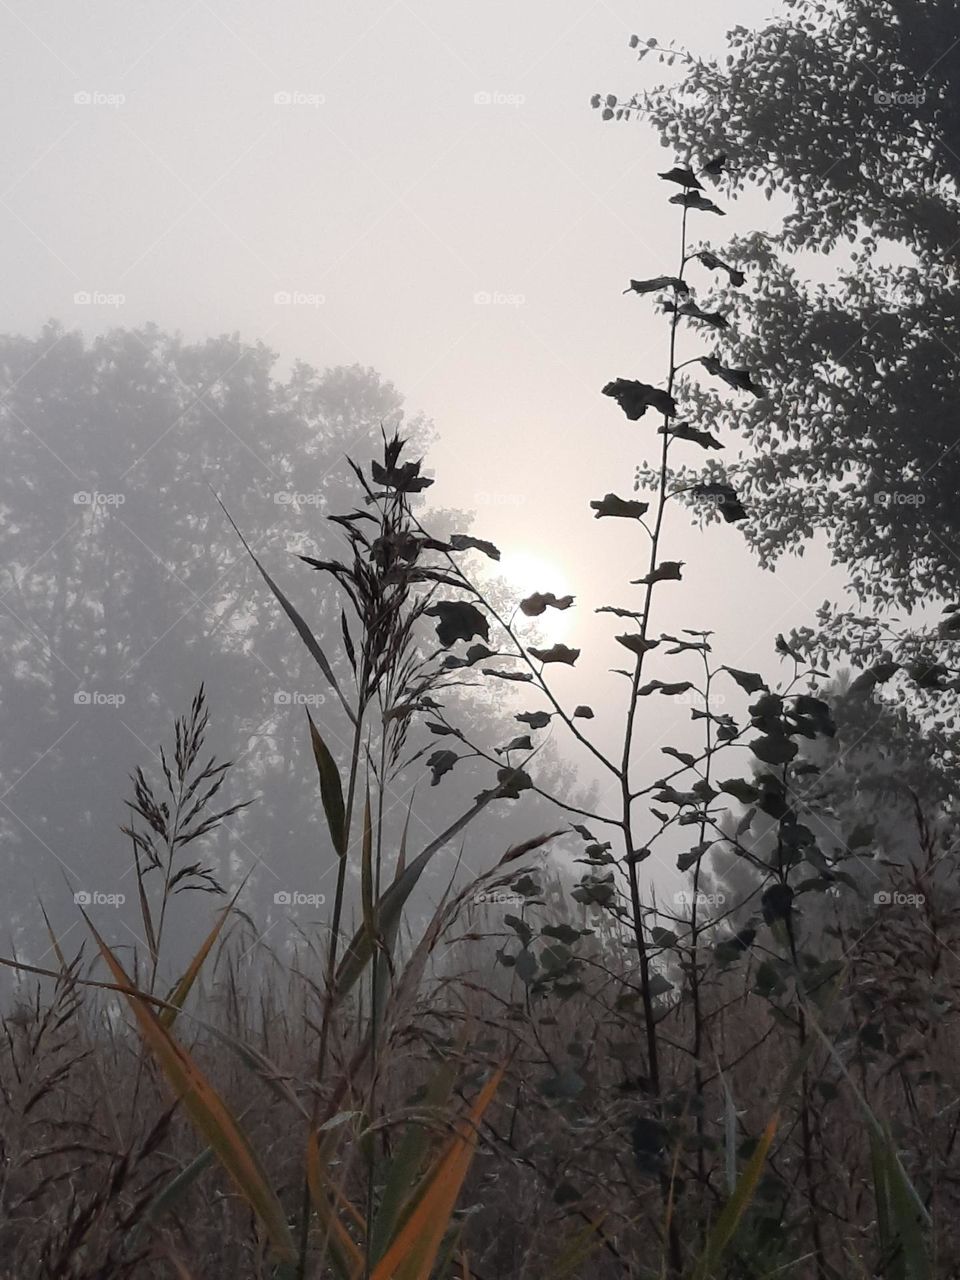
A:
498;549;576;642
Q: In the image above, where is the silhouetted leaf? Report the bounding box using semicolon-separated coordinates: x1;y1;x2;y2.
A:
426;750;459;785
720;778;761;804
761;883;794;926
691;482;748;523
306;711;347;858
447;534;500;560
483;668;534;682
790;694;835;737
669;191;725;214
573;705;594;718
632;561;683;585
590;493;650;519
651;928;677;950
849;661;899;694
697;250;744;286
528;644;580;665
515;948;538;983
725;667;766;695
516;710;552;729
425;601;490;647
520;592;575;616
775;633;803;660
658;166;704;189
662;747;696;764
701;356;765;397
909;660;949;690
477;767;534;802
665;301;729;329
750;735;798;765
371;457;433;493
596;605;644;618
638;679;694;696
602;378;677;420
625;275;690;295
616;634;661;656
661;423;723;450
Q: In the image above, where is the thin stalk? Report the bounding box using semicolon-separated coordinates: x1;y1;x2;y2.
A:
617;197;690;1279
296;664;367;1280
688;649;715;1185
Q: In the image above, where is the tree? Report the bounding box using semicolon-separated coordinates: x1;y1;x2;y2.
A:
595;0;960;757
0;322;568;975
595;4;960;599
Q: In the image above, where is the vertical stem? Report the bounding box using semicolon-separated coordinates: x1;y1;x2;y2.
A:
689;649;714;1185
620;200;689;1278
297;672;367;1280
781;777;827;1280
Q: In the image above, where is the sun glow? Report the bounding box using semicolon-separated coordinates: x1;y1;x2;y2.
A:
499;549;576;642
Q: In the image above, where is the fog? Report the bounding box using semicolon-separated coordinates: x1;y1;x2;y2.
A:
0;0;839;975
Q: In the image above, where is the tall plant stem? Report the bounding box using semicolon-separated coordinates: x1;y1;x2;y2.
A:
619;199;690;1277
296;668;367;1280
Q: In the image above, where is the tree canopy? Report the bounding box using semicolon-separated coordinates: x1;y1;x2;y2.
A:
598;0;960;619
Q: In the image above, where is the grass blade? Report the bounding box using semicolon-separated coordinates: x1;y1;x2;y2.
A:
370;1063;505;1280
305;1127;365;1278
161;879;245;1028
85;916;297;1264
360;782;376;943
336;791;497;999
213;491;355;725
306;709;347;857
691;1111;778;1280
368;1050;461;1263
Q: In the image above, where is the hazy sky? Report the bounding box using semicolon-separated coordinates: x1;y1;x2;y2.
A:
2;0;844;853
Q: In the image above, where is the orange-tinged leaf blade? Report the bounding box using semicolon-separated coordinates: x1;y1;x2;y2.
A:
86;917;296;1264
132;843;159;970
369;1046;463;1262
38;902;68;973
692;1111;778;1280
305;1128;365;1279
161;880;245;1028
370;1064;505;1280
